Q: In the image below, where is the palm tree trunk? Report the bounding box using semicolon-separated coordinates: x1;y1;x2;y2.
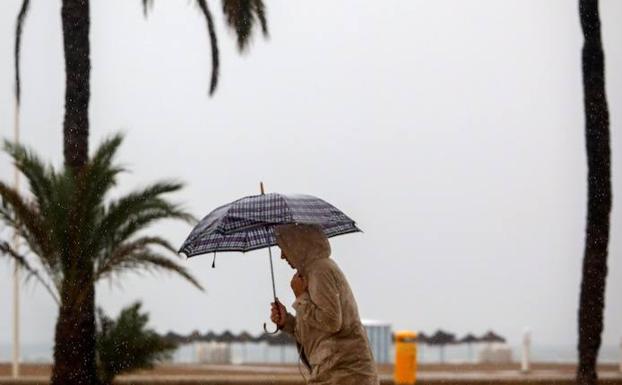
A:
577;1;611;385
51;269;98;385
51;1;96;384
61;0;90;169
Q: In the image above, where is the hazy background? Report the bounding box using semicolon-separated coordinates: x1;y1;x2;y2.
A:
0;0;621;359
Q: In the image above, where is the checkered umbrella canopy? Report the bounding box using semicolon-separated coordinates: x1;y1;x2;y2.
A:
179;193;360;257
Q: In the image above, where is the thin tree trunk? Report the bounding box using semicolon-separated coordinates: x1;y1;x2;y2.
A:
52;1;96;384
61;0;90;169
577;1;611;385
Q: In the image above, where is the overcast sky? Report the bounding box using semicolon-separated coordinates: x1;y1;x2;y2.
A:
0;0;621;353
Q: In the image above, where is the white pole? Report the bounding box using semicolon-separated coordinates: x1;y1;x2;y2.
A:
12;95;21;378
521;328;531;373
619;337;621;373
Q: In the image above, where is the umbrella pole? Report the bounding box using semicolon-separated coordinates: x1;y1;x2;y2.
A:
263;246;279;334
261;182;279;334
268;246;277;300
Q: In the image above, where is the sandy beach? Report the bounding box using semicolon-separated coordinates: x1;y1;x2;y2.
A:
1;362;621;385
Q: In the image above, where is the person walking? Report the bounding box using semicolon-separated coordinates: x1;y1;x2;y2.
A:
270;223;379;385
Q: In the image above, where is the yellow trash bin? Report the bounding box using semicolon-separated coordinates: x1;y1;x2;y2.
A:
394;330;417;385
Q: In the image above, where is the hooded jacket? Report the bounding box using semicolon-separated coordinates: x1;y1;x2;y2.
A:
275;224;379;385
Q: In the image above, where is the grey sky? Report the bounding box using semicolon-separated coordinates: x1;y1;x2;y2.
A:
0;0;621;353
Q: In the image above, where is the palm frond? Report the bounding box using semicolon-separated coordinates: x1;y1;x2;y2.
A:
91;181;191;250
3;141;71;263
0;181;53;259
222;0;268;51
196;0;220;95
0;203;61;285
96;302;177;384
3;140;54;213
141;0;154;17
95;236;176;276
89;134;124;173
252;0;268;36
0;241;59;303
14;0;30;104
115;204;195;244
96;250;203;291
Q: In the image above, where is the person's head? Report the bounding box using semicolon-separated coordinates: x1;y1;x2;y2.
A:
275;223;331;273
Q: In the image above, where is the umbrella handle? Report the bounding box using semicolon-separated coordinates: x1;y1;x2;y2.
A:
263;322;279;334
264;296;281;335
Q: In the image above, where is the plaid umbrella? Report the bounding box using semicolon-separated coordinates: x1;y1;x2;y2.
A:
178;186;361;334
179;192;360;256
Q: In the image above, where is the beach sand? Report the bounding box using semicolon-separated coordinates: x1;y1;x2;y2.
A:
1;362;621;384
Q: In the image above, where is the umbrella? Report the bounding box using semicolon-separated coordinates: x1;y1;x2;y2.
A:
480;330;506;344
459;333;480;362
416;332;430;344
203;331;218;343
237;331;254;343
179;191;360;256
162;331;185;345
459;333;479;344
427;330;456;364
216;330;236;344
179;183;361;333
237;331;254;363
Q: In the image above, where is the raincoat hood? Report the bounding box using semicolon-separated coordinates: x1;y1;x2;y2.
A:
275;223;331;274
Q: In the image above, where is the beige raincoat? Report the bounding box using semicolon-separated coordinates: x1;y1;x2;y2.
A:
275;224;379;385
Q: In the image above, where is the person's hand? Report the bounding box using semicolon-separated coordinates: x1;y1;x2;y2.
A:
291;273;307;298
270;299;287;329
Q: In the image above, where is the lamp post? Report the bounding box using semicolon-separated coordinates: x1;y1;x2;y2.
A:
12;93;21;378
521;329;531;374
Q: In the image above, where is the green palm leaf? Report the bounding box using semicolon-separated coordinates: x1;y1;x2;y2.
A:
1;134;202;300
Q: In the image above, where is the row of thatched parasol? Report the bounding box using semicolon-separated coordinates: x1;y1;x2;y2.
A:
162;329;505;347
162;330;296;346
410;330;506;363
412;330;506;346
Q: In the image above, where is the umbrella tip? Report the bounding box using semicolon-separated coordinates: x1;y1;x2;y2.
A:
260;181;265;195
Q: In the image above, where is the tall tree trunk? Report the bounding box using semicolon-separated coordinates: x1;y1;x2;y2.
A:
51;1;96;384
61;0;90;169
577;1;611;385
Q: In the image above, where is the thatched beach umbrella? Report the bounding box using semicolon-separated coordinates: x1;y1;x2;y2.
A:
416;332;430;361
480;330;506;344
217;330;236;344
237;331;254;363
203;331;218;343
255;332;272;362
189;330;203;344
163;331;185;345
459;333;480;362
237;331;254;343
427;330;456;363
417;332;430;344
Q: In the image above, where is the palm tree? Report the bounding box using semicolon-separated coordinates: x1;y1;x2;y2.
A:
12;2;266;384
96;302;177;385
0;134;202;385
576;1;612;385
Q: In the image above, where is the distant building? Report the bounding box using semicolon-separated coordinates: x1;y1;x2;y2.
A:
362;320;392;364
